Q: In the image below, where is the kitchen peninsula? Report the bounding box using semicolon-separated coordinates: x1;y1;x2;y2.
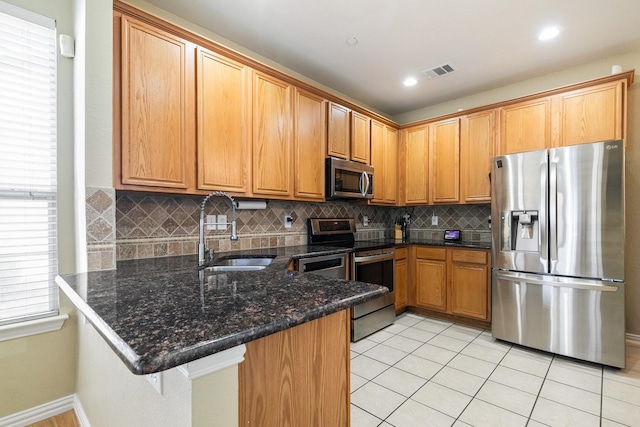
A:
56;246;387;426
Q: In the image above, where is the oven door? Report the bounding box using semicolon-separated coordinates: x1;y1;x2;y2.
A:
351;248;395;318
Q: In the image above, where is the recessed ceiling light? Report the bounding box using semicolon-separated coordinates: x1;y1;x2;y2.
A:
403;77;417;87
345;37;358;46
538;26;561;41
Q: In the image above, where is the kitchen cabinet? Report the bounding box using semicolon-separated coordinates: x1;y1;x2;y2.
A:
429;118;460;203
327;102;351;160
450;249;490;321
402;125;430;204
293;89;326;200
413;247;447;311
252;71;293;197
498;97;552;155
411;246;491;323
351;111;371;164
239;309;350;426
460;110;495;203
117;15;196;191
555;79;625;147
394;246;408;312
196;48;252;193
371;120;398;204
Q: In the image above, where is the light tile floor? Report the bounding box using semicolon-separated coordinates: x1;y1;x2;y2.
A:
350;313;640;427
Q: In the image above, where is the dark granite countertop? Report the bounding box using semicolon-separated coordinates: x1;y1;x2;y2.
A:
56;245;385;375
358;238;492;250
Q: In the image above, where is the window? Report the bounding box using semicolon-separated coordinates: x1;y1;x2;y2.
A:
0;2;58;327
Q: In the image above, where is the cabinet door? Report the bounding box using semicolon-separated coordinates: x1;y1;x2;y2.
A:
450;262;489;320
450;249;490;320
499;98;551;155
557;80;624;147
327;102;350;159
252;72;292;196
120;16;195;190
394;248;408;311
351;111;371;164
384;126;399;203
403;126;429;204
429;118;460;203
414;248;447;312
370;120;386;202
460;110;495;203
197;48;251;193
294;89;326;200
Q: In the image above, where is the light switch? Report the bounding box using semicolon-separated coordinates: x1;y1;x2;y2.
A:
431;215;438;226
206;215;216;230
217;215;227;230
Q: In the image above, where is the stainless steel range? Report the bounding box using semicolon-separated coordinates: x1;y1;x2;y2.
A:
307;218;396;341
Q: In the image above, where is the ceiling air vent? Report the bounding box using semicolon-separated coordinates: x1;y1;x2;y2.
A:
422;63;457;79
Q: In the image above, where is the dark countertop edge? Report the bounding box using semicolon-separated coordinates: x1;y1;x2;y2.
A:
56;269;386;375
388;238;492;250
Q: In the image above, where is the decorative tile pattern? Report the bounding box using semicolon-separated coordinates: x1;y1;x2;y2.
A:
86;187;116;271
114;192;491;261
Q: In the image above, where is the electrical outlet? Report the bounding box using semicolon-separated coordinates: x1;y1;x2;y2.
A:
284;214;293;229
206;215;216;230
431;215;438;226
217;214;227;230
363;215;369;227
146;372;163;395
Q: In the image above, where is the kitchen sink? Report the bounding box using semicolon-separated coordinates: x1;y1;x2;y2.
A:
203;255;275;272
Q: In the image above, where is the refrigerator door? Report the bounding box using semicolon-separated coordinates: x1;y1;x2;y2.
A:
550;140;624;280
491;149;548;274
492;270;626;368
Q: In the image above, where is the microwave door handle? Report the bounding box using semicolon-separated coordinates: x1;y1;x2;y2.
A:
359;171;366;196
360;171;370;196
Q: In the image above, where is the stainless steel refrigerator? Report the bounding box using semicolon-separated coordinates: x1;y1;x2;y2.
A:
491;140;625;368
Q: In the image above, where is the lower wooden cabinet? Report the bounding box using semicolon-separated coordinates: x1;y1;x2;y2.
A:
394;247;408;312
239;309;350;426
411;245;490;322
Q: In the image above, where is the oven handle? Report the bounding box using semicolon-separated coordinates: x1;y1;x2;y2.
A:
353;252;394;264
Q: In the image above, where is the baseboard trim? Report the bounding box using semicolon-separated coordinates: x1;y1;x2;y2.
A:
627;333;640;346
0;394;91;427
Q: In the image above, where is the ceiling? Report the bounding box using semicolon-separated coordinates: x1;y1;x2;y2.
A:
143;0;640;118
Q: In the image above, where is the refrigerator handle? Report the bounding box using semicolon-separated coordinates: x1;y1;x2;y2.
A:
539;158;548;262
549;160;558;262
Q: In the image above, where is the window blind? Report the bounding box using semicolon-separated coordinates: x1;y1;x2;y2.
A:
0;3;58;325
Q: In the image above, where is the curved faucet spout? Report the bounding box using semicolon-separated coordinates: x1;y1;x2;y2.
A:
198;191;238;266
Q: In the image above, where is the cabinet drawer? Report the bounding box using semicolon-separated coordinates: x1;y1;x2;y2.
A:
395;247;408;260
415;247;446;261
452;249;487;264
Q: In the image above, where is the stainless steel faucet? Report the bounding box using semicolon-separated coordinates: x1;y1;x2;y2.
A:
198;191;238;266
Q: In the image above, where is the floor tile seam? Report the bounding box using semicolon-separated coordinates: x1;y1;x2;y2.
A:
602;373;640;390
600;415;633;427
472;381;539;418
525;354;556;422
375;338;422;355
529;396;602;424
600;391;640;408
440;323;484;341
550;361;605;379
349;402;383;425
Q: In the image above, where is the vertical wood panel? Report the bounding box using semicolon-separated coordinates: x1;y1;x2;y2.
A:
327;102;350;160
351;111;371;164
460;110;495;203
239;310;350;426
499;98;551;155
404;126;429;204
429;118;460;203
294;89;326;200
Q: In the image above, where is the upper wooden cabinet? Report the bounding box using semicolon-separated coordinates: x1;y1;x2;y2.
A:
196;48;251;193
252;72;293;197
499;97;552;155
327;102;351;160
403;125;430;205
555;80;625;147
293;89;326;201
351;111;371;164
118;15;196;191
371;121;398;204
460;110;495;203
429;118;460;203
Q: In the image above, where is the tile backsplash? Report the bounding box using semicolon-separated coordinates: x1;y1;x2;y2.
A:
84;188;491;268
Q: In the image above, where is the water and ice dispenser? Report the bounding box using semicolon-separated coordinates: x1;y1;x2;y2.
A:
501;210;539;252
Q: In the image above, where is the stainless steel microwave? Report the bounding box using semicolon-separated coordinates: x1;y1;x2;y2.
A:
325;157;374;200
